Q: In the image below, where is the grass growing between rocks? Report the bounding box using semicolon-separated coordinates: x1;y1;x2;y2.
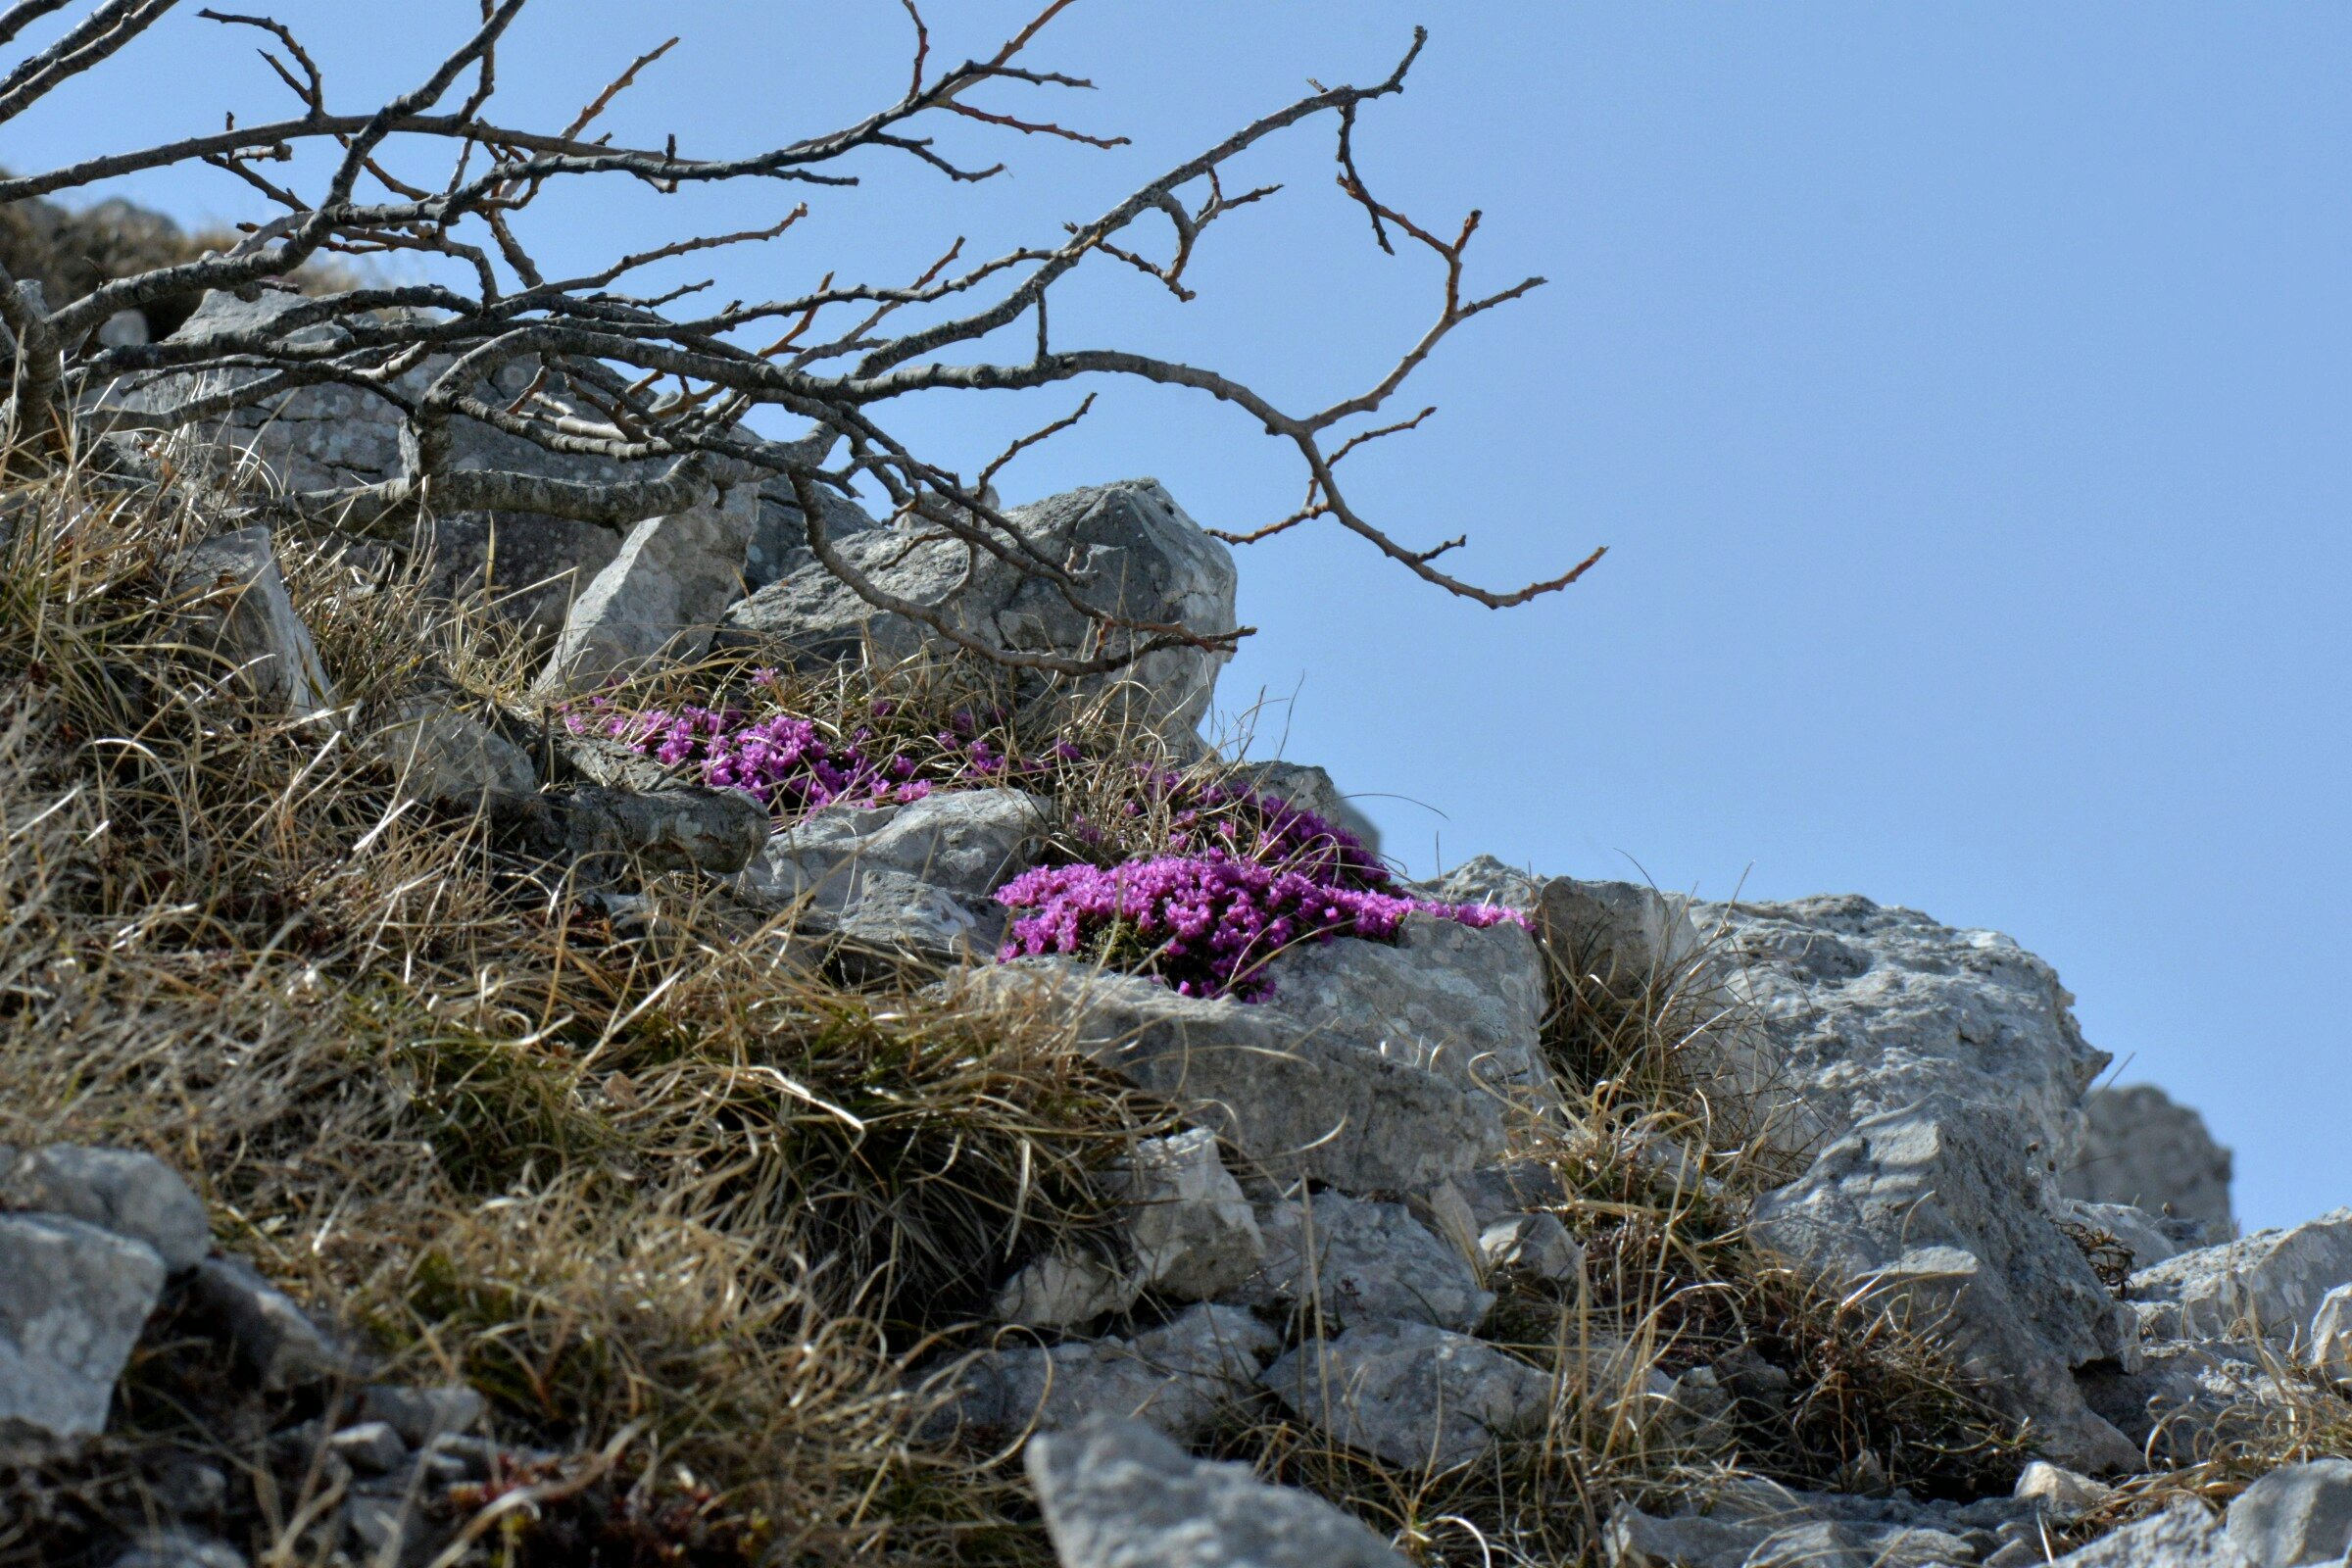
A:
0;453;1190;1562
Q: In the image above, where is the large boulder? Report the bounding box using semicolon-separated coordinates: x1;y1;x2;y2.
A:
2060;1084;2236;1239
964;961;1504;1194
718;479;1238;733
732;788;1049;961
1025;1417;1407;1568
1702;895;2140;1472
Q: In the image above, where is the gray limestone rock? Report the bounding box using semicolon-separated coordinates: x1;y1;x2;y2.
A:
533;485;759;696
1025;1416;1406;1568
107;1532;252;1568
941;1304;1280;1446
965;961;1504;1194
360;1382;485;1446
2306;1285;2352;1384
2042;1502;2245;1568
2227;1459;2352;1568
1749;1098;2141;1472
719;479;1238;732
1108;1130;1263;1302
1707;894;2144;1472
743;473;881;590
1245;1191;1492;1334
2016;1460;2117;1525
415;513;622;644
504;784;770;878
732;788;1047;960
1260;1320;1549;1471
994;1251;1141;1330
1479;1212;1585;1282
2129;1208;2352;1346
2;1146;210;1273
1607;1481;2022;1568
0;1213;167;1437
1540;876;1704;999
367;700;536;808
171;526;336;719
2076;1336;2297;1462
2061;1083;2235;1239
184;1255;352;1392
1256;911;1551;1102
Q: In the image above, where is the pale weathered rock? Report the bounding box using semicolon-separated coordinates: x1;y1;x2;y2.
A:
1245;1190;1491;1334
1026;1416;1406;1568
327;1420;409;1474
1107;1130;1262;1301
2041;1501;2244;1568
108;1531;252;1568
367;700;535;808
1257;911;1550;1101
2076;1336;2297;1462
184;1256;352;1391
2;1145;210;1273
2305;1285;2352;1384
2061;1084;2236;1239
2130;1208;2352;1345
415;513;623;643
743;473;880;590
1711;894;2143;1471
719;479;1238;732
994;1251;1140;1330
733;788;1047;960
2226;1459;2352;1568
504;784;770;878
172;526;336;719
1540;876;1704;998
1749;1098;2141;1471
1608;1481;2024;1568
940;1304;1279;1446
1260;1320;1549;1470
2016;1460;2117;1525
0;1213;167;1437
966;961;1504;1193
534;485;758;695
1243;760;1381;860
1479;1212;1584;1282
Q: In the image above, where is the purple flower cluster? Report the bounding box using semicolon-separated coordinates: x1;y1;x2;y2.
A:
1139;769;1389;889
996;853;1523;1002
568;698;938;813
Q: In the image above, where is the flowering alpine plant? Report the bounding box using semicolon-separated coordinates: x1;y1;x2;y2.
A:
995;852;1524;1003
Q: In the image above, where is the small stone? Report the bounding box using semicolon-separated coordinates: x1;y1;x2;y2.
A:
3;1145;211;1272
185;1256;352;1391
1479;1213;1584;1282
993;1251;1139;1330
1108;1130;1262;1301
0;1213;167;1437
1260;1320;1549;1470
533;485;758;696
326;1419;409;1474
368;701;535;808
106;1532;250;1568
360;1382;485;1446
2015;1460;2117;1525
341;1494;415;1562
1026;1416;1407;1568
1248;1191;1492;1334
936;1303;1278;1446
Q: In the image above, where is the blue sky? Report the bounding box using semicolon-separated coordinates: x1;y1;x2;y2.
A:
10;3;2347;1228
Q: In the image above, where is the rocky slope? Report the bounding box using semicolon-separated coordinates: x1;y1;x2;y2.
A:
0;282;2344;1567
